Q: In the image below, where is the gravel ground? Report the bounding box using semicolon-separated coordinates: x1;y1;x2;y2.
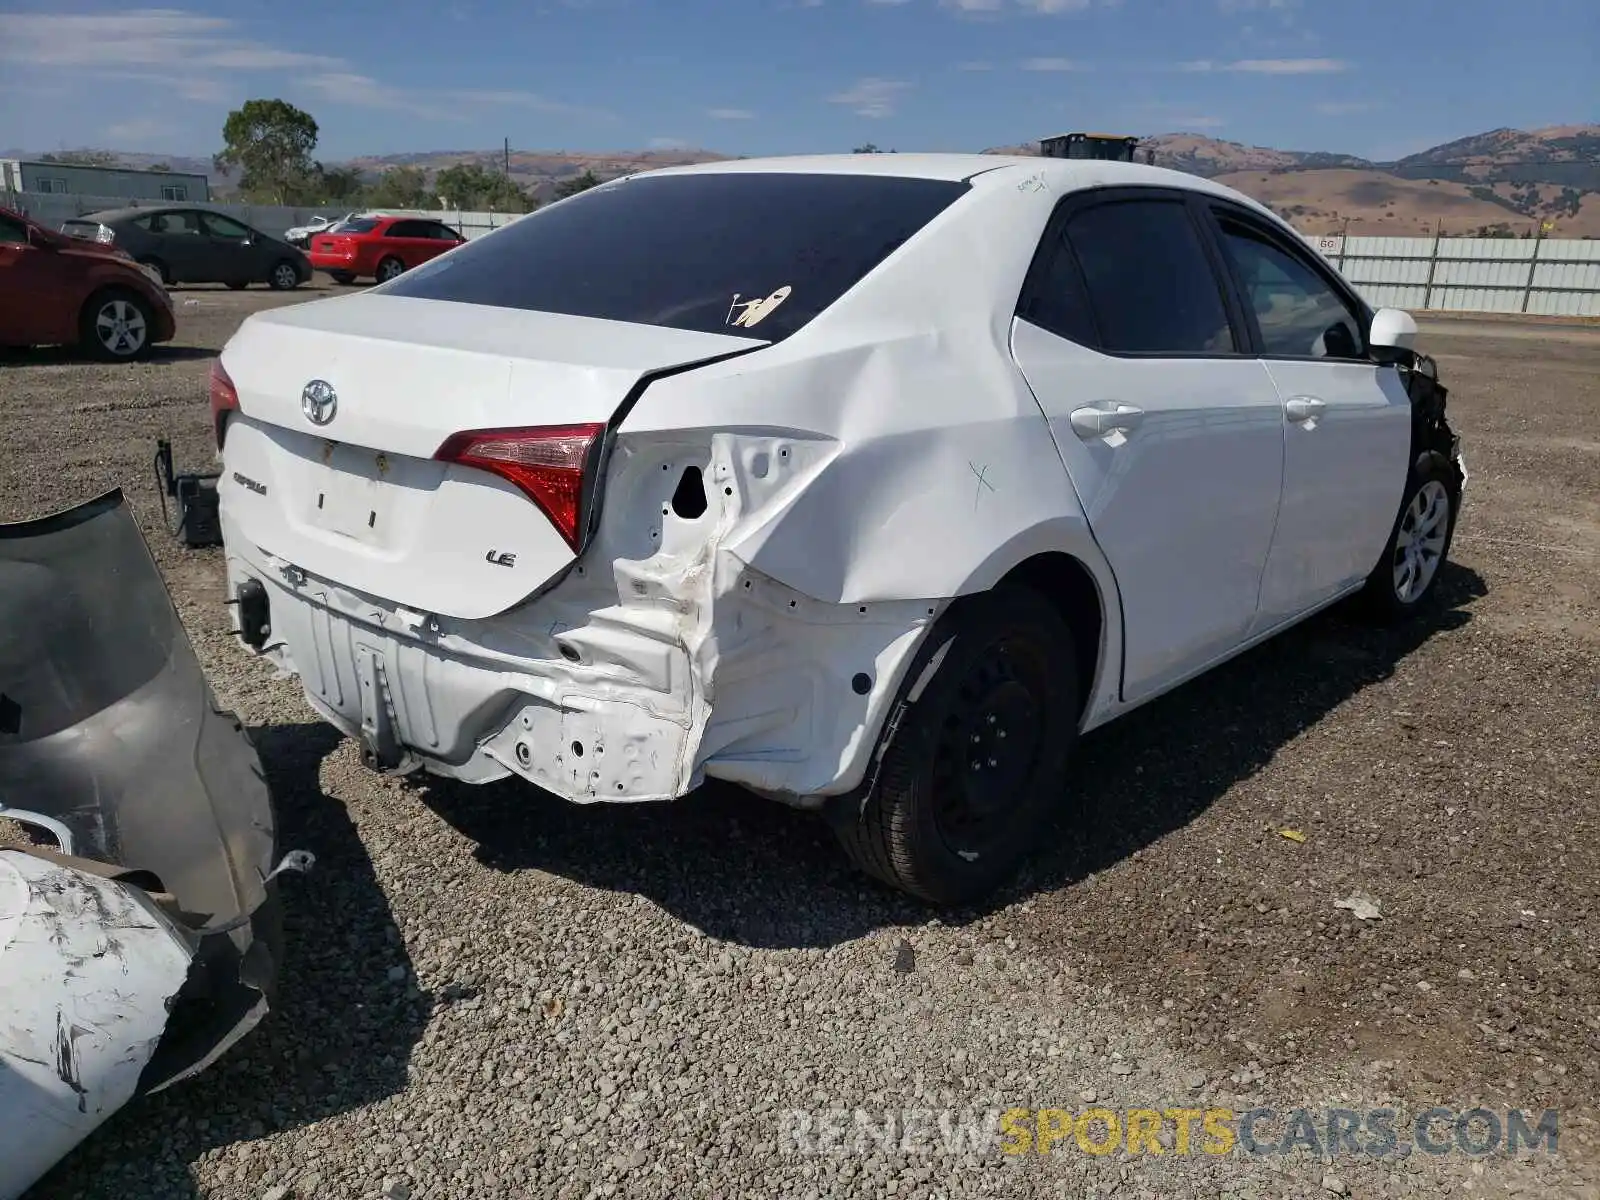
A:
4;285;1597;1200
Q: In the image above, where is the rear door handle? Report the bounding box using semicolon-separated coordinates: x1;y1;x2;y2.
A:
1070;403;1145;440
1284;396;1327;423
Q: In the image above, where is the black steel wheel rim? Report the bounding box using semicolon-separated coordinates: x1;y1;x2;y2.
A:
929;636;1049;861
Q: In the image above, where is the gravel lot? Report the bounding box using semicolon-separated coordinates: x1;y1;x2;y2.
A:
5;284;1597;1200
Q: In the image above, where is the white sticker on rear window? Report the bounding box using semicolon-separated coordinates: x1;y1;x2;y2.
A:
726;286;791;329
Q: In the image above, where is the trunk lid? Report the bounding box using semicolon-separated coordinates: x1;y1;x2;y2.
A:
218;293;761;620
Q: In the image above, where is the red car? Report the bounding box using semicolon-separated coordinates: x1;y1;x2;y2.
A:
0;204;175;361
307;215;467;285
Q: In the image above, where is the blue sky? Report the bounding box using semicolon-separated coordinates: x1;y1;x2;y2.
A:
1;2;1595;162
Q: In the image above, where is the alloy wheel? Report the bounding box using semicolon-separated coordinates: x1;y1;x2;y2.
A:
1393;479;1451;603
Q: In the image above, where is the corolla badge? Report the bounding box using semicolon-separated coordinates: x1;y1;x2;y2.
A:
301;379;337;426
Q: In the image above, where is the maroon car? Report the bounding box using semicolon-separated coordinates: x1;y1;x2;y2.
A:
0;203;175;361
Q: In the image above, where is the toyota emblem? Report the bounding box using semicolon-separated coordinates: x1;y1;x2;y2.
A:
301;379;337;426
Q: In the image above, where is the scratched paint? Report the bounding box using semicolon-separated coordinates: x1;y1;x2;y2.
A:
0;851;193;1200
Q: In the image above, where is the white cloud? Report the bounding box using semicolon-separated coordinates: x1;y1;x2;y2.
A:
0;10;340;70
1181;57;1347;73
0;9;604;127
826;77;912;118
104;116;179;144
1218;0;1296;10
1021;57;1083;71
942;0;1097;11
707;107;757;119
865;0;914;5
299;72;605;121
956;60;995;71
1229;57;1348;72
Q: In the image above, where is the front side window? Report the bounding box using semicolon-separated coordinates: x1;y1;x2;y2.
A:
0;214;29;244
380;171;970;341
1216;218;1364;359
1064;199;1236;355
385;221;424;238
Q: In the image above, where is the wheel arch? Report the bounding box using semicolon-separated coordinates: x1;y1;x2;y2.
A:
996;550;1107;724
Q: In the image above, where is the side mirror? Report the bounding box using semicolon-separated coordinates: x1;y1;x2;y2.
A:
27;226;57;250
1369;307;1418;352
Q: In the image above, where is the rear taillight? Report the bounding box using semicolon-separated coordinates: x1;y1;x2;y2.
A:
94;224;114;244
209;359;240;449
434;424;604;551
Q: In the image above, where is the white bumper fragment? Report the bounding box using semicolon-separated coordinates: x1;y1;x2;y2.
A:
0;850;195;1200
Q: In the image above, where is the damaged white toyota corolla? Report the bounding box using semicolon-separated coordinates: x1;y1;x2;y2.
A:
215;154;1466;904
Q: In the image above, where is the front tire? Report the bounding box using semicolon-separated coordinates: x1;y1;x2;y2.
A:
269;260;301;291
79;288;154;362
1357;455;1461;621
832;585;1079;906
375;256;405;284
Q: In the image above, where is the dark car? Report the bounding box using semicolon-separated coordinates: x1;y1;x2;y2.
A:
0;203;176;361
61;206;313;291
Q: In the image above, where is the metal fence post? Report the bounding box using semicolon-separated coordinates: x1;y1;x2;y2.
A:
1520;226;1544;314
1421;219;1442;311
1336;217;1350;273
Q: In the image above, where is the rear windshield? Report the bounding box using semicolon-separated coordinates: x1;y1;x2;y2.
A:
60;221;102;239
331;218;380;233
379;172;970;341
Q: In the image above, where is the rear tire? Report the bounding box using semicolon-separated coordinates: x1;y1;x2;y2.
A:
269;260;301;291
831;585;1079;906
79;288;155;363
375;256;405;284
1356;455;1461;623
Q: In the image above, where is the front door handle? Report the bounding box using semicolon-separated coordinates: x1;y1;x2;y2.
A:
1284;396;1327;423
1070;403;1145;440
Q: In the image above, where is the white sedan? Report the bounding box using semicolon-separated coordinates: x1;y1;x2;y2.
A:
213;154;1466;904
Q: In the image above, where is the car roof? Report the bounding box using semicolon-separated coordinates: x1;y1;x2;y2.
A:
78;205;256;225
634;152;1283;222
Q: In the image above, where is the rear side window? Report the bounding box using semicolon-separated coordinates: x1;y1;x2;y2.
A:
60;221;101;240
380;172;970;341
1064;199;1235;355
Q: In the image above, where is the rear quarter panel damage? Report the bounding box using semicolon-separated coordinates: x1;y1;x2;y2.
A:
230;165;1126;803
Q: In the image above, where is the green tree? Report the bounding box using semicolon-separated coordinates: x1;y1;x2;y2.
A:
365;165;433;209
552;169;603;200
215;98;320;204
149;163;172;172
316;164;367;203
852;143;879;154
434;163;534;212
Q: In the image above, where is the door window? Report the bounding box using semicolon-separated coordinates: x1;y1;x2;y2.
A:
385;220;426;239
1063;199;1236;355
1215;218;1364;359
144;210;204;236
1019;232;1098;346
201;212;253;240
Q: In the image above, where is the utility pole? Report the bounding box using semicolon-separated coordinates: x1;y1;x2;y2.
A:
504;137;511;178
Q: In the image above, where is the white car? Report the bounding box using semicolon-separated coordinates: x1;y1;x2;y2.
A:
283;211;383;248
213;155;1466;904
